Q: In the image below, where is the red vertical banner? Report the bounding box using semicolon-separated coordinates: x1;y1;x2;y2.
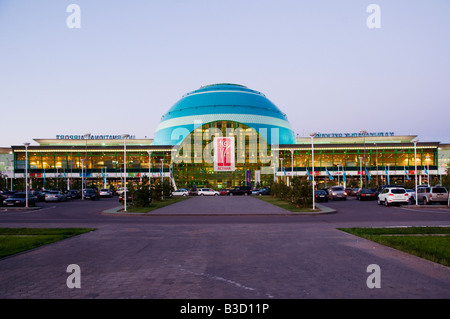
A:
214;137;235;171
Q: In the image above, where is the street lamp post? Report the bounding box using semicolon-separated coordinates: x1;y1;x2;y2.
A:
290;148;294;179
122;134;130;212
83;133;91;192
81;159;85;200
413;139;419;206
160;158;164;200
310;132;316;211
337;164;341;186
359;156;363;189
360;130;368;188
148;151;152;191
23;142;30;208
280;158;284;182
374;143;379;187
426;155;430;186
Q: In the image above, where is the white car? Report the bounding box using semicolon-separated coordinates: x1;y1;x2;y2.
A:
99;189;113;198
172;188;189;196
197;188;220;196
116;187;126;196
405;189;416;204
45;191;67;202
378;187;409;206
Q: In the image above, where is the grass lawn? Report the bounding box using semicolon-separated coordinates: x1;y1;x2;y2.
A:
338;227;450;267
119;196;191;213
0;228;95;259
256;195;319;213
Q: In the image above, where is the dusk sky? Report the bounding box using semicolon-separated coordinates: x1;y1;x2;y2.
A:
1;0;449;147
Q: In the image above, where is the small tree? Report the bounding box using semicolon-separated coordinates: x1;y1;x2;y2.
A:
152;178;174;201
290;176;312;208
442;165;450;188
131;175;152;207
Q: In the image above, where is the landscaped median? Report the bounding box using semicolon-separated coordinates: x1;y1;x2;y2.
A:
106;196;191;214
255;195;335;214
0;228;95;259
339;226;450;267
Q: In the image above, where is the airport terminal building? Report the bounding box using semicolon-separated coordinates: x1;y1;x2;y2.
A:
2;83;450;190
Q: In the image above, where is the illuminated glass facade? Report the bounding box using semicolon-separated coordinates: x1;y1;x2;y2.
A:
4;83;449;190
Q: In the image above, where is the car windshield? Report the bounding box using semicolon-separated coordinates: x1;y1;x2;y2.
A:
13;194;26;198
391;189;406;194
432;188;447;193
332;187;344;191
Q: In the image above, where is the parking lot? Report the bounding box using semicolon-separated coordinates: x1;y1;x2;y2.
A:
0;193;449;299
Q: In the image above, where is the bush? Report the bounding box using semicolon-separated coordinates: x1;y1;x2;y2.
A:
130;176;152;207
271;176;312;208
152;178;174;201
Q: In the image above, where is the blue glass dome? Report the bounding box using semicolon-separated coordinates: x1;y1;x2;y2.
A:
153;83;296;145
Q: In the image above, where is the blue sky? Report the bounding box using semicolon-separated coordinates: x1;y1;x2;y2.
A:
1;0;449;147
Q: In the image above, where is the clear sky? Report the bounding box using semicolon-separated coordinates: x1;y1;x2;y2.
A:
1;0;449;147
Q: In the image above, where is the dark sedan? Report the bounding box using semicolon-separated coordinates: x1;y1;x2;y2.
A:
356;188;377;201
314;190;329;202
228;186;252;196
3;192;37;207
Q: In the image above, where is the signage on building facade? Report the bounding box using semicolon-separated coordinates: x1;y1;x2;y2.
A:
56;135;136;140
315;132;395;138
214;137;235;171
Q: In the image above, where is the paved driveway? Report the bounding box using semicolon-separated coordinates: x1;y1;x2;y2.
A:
0;196;449;300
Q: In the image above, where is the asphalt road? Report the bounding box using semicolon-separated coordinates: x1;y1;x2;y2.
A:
0;195;449;301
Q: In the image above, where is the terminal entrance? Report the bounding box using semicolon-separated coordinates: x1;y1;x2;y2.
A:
171;121;275;189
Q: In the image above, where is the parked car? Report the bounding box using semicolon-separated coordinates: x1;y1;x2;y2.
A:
0;190;16;199
377;187;409;206
405;189;416;204
118;191;132;203
256;188;270;196
197;188;220;196
99;189;113;198
328;186;347;201
219;189;230;196
66;189;81;199
31;190;46;202
345;188;354;196
356;188;377;201
417;186;449;205
228;186;252;196
45;191;67;202
0;193;5;206
314;190;329;202
172;188;190;196
116;187;127;196
83;188;100;200
3;192;37;207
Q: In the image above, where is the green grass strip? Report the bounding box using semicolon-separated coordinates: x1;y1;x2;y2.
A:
256;196;318;212
121;196;191;213
339;227;450;267
0;228;95;259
